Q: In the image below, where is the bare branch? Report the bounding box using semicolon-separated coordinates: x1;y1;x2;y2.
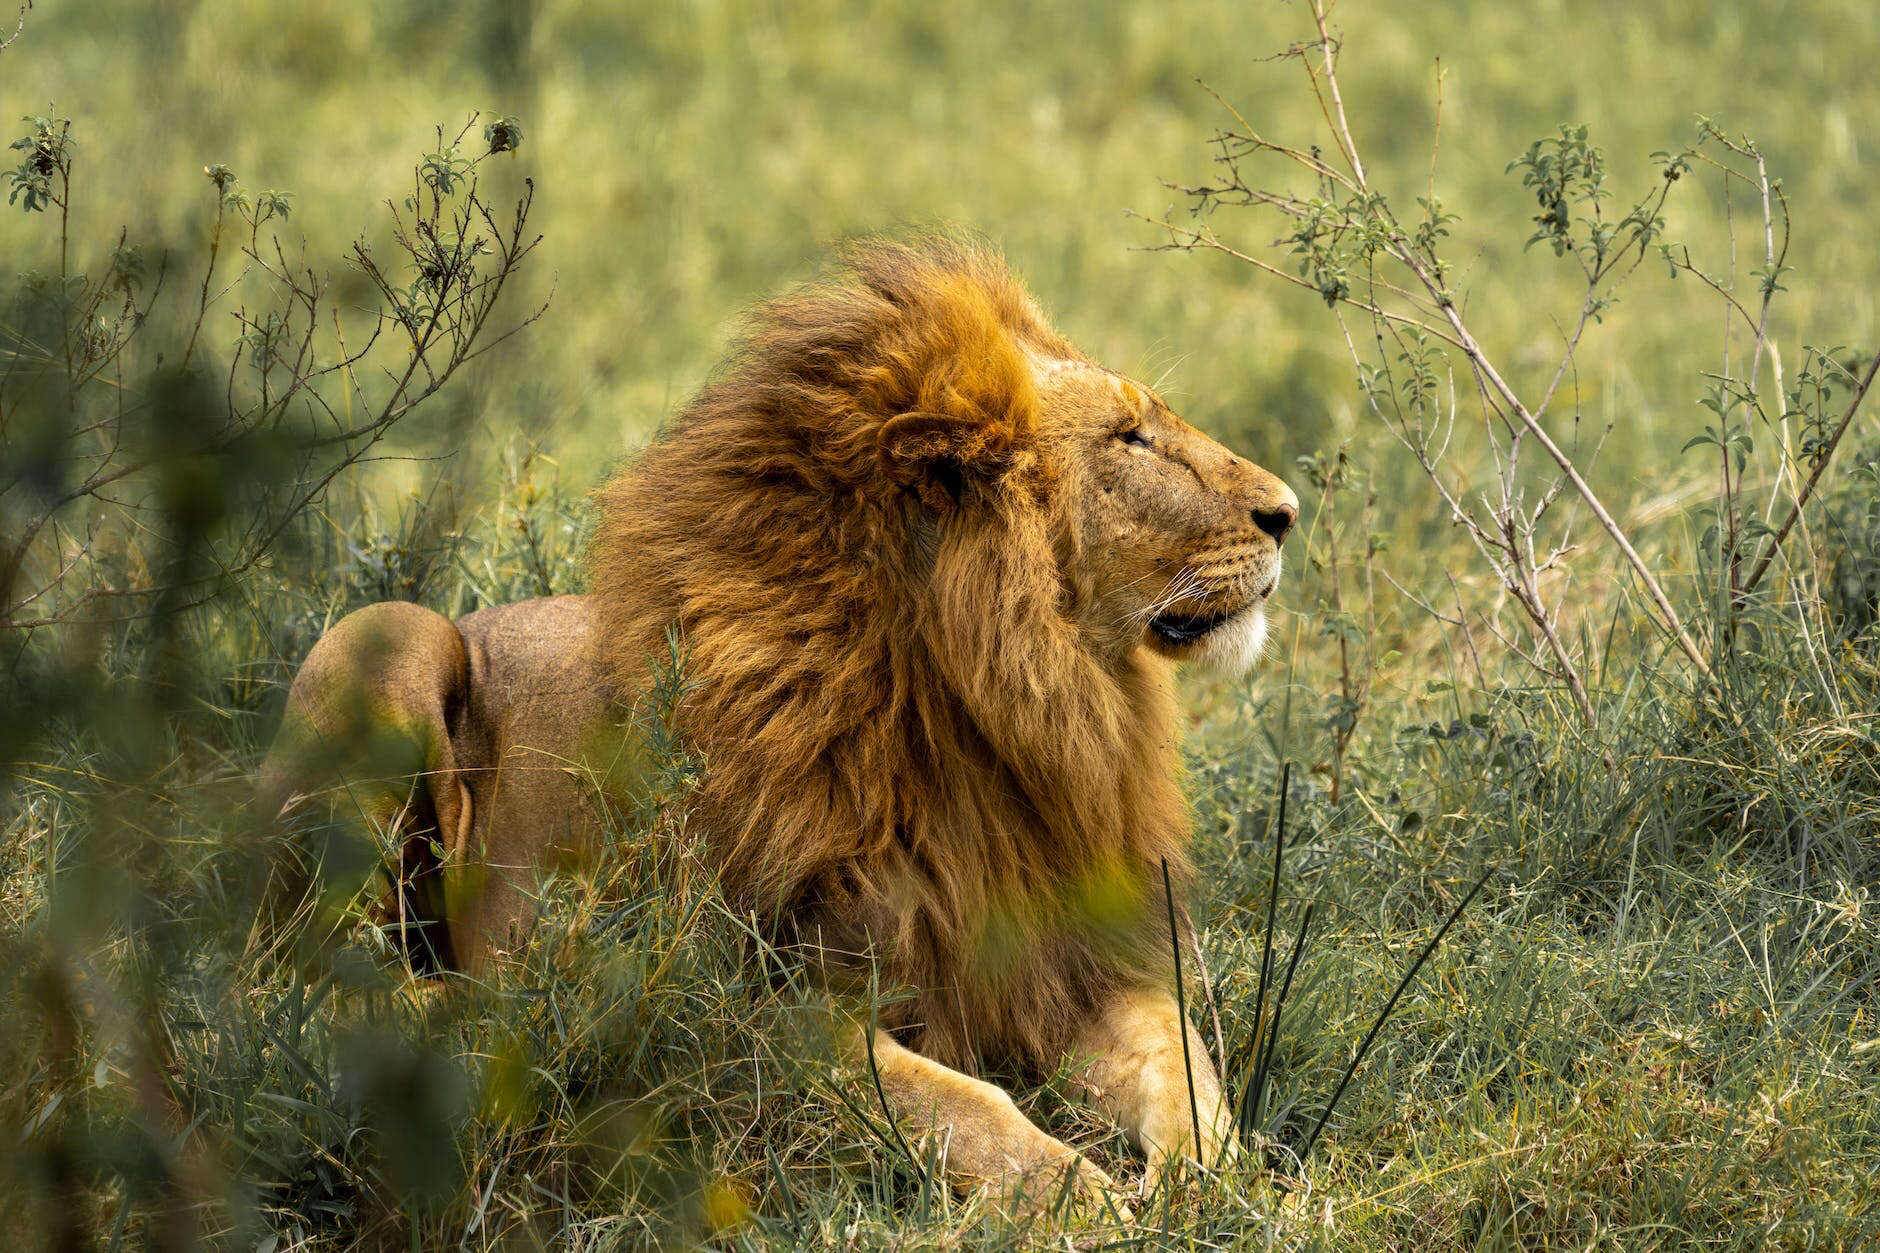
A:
1154;2;1742;718
1740;349;1880;597
1377;568;1459;627
1411;274;1711;675
2;115;544;630
1137;213;1465;351
0;2;30;56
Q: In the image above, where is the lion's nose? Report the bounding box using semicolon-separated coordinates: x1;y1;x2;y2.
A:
1253;501;1297;546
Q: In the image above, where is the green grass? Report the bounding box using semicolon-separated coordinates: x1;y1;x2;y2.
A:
4;1;1880;1248
9;0;1878;473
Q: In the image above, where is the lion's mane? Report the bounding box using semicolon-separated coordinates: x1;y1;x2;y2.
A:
591;241;1190;1070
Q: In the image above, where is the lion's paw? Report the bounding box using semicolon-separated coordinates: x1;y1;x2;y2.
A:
987;1148;1134;1228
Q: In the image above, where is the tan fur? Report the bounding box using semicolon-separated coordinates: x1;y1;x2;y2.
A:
263;238;1297;1211
1072;989;1235;1188
260;596;620;969
863;1029;1130;1217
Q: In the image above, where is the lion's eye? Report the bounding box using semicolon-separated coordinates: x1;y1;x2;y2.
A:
1117;426;1151;448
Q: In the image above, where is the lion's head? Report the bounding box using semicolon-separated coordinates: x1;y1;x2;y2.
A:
593;238;1297;1065
1026;353;1296;671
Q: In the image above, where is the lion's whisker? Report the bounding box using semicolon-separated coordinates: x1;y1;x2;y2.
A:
1124;567;1208;629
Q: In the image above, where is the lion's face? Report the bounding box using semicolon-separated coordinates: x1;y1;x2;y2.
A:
1034;357;1298;673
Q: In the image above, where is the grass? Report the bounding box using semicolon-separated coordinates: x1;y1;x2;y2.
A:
5;0;1880;1248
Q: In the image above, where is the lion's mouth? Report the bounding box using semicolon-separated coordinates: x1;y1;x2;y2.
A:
1149;606;1245;645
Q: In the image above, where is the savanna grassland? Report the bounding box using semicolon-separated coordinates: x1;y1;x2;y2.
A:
3;1;1879;1249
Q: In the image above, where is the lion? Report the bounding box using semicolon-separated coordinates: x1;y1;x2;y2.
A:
260;239;1298;1216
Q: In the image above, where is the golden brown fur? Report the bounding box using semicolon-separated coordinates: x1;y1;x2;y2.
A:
600;241;1230;1068
265;238;1298;1211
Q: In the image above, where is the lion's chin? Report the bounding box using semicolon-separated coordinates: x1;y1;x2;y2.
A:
1146;600;1271;674
1196;602;1271;673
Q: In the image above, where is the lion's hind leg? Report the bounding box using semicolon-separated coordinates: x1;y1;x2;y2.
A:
257;601;475;970
856;1028;1132;1223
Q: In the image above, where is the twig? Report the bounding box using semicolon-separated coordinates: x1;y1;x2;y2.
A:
1187;927;1228;1086
1137;215;1467;352
1378;568;1459;627
0;2;30;56
1292;0;1714;680
1740;349;1880;597
1307;4;1366;185
1396;252;1711;677
3;120;544;631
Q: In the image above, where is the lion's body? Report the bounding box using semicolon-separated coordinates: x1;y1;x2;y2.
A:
587;246;1227;1072
260;595;617;969
265;240;1298;1210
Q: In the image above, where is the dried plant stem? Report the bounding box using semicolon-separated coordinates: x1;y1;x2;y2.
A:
1456;319;1704;678
0;3;29;56
1741;349;1880;597
1165;3;1721;692
1187;927;1228;1081
1248;0;1722;688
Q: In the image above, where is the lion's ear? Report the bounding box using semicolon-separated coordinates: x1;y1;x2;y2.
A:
878;410;1013;510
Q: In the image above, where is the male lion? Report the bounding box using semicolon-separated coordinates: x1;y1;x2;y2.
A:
262;240;1297;1214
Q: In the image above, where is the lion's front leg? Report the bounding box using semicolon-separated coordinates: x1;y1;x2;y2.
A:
1071;988;1236;1190
857;1028;1130;1221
